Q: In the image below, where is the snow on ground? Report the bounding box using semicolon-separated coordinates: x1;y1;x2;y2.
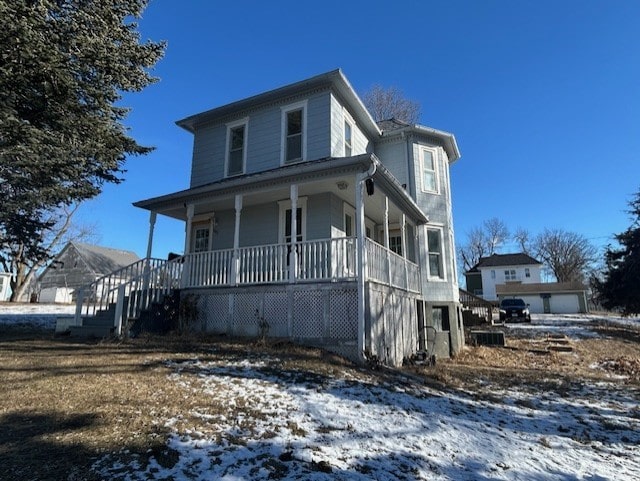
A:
504;313;639;340
92;353;640;481
2;304;638;479
0;303;76;329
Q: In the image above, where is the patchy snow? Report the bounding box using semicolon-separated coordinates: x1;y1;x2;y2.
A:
0;303;76;329
503;313;639;340
2;304;638;479
93;354;640;481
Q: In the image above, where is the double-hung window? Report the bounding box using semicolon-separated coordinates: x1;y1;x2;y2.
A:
427;228;444;279
505;269;517;281
421;148;438;193
281;101;307;164
226;118;247;176
193;226;210;253
344;120;353;157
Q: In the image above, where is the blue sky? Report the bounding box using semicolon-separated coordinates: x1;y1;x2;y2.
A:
77;0;640;259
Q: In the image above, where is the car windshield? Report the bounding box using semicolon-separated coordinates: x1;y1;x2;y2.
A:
501;299;526;308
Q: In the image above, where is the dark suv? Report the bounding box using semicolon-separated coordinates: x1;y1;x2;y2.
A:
499;298;531;322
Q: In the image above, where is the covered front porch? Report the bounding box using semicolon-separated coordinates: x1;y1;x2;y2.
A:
132;154;428;365
136;154;427;295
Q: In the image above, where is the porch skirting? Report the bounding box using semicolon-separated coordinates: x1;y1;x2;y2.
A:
184;281;423;366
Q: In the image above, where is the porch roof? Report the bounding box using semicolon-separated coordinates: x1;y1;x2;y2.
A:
134;154;428;225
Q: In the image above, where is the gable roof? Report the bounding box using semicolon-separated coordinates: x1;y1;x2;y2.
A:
71;242;140;275
39;242;140;281
467;253;543;273
176;69;381;138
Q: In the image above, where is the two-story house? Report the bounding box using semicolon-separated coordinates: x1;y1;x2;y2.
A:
464;253;543;301
76;69;464;366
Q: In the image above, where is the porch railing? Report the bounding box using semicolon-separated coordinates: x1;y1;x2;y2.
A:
459;288;494;324
365;239;421;293
183;237;358;288
183;237;419;292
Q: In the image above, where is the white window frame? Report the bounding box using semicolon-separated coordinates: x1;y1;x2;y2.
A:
225;117;248;177
505;269;517;281
192;225;211;253
344;203;374;239
277;197;308;243
525;267;531;278
426;225;445;280
420;147;439;194
281;100;307;165
343;109;355;157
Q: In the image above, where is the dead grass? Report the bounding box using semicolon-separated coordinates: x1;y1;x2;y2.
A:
0;320;638;479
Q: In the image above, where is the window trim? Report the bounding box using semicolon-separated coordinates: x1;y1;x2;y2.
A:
420;147;440;194
280;100;307;165
225;117;248;177
277;197;308;243
343;110;354;157
426;225;446;281
192;224;211;253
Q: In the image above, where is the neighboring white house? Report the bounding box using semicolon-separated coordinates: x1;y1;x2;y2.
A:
0;272;11;301
496;282;589;314
465;253;543;301
78;69;464;366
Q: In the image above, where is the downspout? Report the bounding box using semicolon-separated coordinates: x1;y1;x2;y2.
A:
356;161;376;364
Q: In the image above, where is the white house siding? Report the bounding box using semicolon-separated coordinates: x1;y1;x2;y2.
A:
329;93;370;158
189;90;333;188
480;265;542;301
375;139;409;189
0;273;11;301
366;283;420;367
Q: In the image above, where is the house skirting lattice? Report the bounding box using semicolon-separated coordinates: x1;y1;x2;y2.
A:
185;282;359;360
183;281;423;366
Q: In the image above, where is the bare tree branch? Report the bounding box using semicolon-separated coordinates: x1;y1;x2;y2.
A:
362;85;421;123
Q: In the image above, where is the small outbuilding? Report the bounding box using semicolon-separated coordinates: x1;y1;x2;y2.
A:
0;272;11;301
38;242;140;303
497;282;589;314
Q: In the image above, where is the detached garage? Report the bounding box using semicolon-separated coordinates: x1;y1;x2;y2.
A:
497;282;589;314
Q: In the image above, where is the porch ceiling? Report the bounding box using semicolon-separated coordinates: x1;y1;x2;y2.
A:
134;154;427;226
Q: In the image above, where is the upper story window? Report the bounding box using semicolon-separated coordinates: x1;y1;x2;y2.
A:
525;267;531;278
421;148;439;193
225;118;248;177
281;101;307;164
427;228;444;279
344;120;352;157
505;269;517;281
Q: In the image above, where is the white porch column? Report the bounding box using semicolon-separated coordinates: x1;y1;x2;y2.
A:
232;195;242;285
184;204;195;255
355;172;368;360
383;195;391;286
401;214;408;289
142;211;157;293
146;211;157;260
181;204;195;288
289;184;298;283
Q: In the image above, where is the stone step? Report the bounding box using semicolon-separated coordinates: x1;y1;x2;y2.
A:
68;325;113;338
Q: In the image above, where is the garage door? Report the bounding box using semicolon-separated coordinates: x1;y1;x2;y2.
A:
549;294;580;314
521;295;544;314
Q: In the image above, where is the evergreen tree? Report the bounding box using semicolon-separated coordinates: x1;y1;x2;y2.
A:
596;190;640;315
0;0;164;260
